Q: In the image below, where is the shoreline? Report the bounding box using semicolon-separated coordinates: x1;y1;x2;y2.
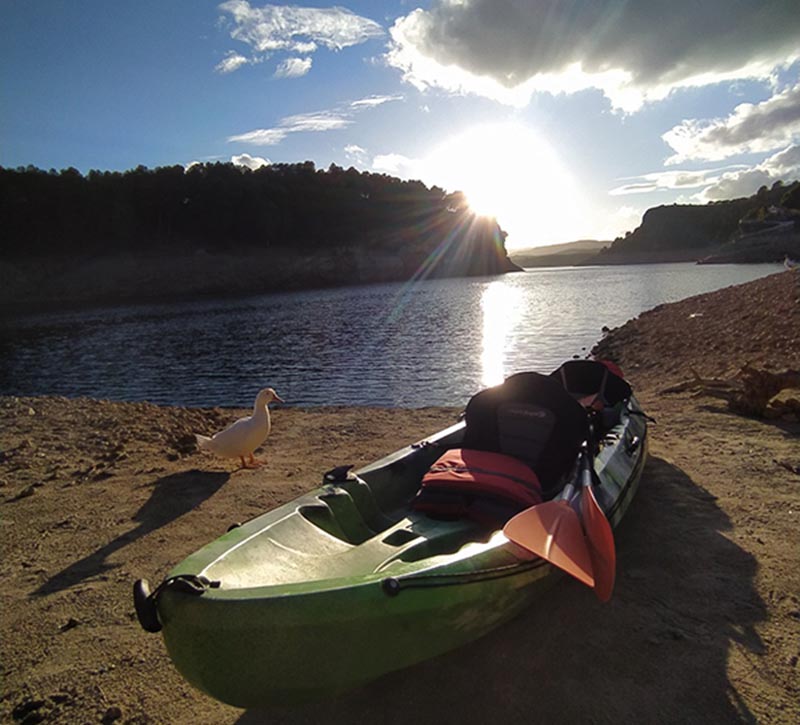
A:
0;253;783;318
0;247;520;316
1;270;798;723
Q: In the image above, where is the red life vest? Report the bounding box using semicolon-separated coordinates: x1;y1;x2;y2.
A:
412;448;542;525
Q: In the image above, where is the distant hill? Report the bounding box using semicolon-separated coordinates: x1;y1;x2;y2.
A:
591;180;800;265
510;239;608;267
0;162;521;309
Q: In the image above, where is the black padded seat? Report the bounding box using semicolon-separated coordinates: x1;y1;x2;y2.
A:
462;372;589;494
549;359;632;406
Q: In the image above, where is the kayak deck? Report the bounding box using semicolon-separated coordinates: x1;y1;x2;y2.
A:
175;399;646;594
198;508;490;589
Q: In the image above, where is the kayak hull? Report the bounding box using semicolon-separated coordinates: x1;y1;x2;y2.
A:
159;552;554;706
146;387;648;707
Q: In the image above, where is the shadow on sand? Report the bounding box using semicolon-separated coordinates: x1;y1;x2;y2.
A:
239;456;763;724
33;469;229;597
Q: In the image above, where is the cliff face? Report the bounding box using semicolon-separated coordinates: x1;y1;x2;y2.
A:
593;181;800;264
629;204;743;249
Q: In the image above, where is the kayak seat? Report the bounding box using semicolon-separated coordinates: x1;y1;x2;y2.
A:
550;359;631;406
413;372;588;523
550;359;632;433
462;372;588;495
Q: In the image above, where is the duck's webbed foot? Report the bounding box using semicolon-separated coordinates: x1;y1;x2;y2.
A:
241;453;266;469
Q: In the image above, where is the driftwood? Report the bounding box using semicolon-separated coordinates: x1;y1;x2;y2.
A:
660;365;800;419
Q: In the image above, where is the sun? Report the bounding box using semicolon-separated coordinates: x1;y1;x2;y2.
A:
422;123;584;249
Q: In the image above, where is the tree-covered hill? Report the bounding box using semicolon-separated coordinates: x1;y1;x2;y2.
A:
595;180;800;263
0;162;519;308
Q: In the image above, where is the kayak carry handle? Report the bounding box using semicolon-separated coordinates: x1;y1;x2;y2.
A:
133;575;220;633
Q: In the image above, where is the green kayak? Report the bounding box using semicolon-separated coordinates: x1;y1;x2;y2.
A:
134;360;648;707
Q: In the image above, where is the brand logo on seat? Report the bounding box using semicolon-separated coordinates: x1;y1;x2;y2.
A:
504;404;551;419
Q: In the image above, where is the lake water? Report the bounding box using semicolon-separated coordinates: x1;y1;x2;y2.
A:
0;262;783;408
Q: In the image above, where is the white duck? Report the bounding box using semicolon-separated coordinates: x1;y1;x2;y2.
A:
195;387;284;468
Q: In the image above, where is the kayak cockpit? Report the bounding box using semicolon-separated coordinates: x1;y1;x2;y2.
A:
193;505;493;590
180;361;642;592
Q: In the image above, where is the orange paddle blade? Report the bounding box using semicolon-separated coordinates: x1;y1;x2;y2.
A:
504;502;595;587
581;486;616;602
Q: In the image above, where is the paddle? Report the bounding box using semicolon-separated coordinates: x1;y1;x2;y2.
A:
578;442;616;602
503;462;595;588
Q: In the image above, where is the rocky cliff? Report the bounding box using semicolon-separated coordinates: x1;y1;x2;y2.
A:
589;181;800;264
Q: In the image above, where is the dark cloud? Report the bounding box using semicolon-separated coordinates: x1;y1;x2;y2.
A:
703;84;800;146
699;145;800;200
388;1;800;108
665;83;800;162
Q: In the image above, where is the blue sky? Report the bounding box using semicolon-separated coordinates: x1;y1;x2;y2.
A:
3;1;799;249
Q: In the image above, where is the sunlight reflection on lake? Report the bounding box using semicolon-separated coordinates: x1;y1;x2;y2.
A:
481;279;522;387
0;262;784;407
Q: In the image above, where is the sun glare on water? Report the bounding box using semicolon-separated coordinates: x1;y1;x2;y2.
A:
424;123;583;249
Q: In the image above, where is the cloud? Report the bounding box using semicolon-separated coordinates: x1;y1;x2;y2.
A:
344;144;367;163
764;143;800;176
609;166;747;196
588;205;647;239
228;95;402;146
350;94;403;109
214;51;251;74
274;56;312;78
386;1;800;110
219;1;383;55
228;128;290;145
372;153;415;175
231;153;271;169
282;111;351;132
610;206;646;236
612;147;800;203
228;109;351;146
697;144;800;201
664;82;800;163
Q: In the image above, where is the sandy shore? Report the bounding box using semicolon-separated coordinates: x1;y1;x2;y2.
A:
2;270;798;724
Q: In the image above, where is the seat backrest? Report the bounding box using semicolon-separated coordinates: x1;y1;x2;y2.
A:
550;359;632;406
462;372;588;492
495;402;556;464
